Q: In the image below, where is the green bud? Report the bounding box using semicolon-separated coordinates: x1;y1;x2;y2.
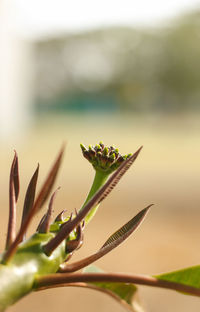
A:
80;143;87;152
95;144;101;151
80;142;132;174
103;147;109;156
109;153;116;161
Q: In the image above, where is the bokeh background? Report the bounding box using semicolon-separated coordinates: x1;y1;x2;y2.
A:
0;1;200;311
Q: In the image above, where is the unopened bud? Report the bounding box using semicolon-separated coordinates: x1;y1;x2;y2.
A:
80;142;132;174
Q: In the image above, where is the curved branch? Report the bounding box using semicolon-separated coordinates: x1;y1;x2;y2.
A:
36;272;200;297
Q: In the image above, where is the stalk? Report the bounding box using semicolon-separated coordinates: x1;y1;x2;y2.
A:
0;233;67;311
36;272;200;297
79;142;133;223
80;170;110;223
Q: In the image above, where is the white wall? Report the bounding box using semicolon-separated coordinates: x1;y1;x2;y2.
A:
0;0;33;141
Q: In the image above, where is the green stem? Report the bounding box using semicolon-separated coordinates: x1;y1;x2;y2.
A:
80;170;110;224
0;233;67;311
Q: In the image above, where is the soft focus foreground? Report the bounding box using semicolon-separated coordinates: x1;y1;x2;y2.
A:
0;114;200;311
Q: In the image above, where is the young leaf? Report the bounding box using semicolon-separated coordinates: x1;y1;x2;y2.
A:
60;205;151;273
12;151;20;201
20;165;39;240
6;151;19;248
156;265;200;292
101;205;151;249
37;187;60;233
33;144;65;213
96;146;143;205
3;145;65;263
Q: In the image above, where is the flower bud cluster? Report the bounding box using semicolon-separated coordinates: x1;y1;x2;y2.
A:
80;142;132;173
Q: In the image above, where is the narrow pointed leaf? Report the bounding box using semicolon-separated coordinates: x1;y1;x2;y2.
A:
20;165;39;239
101;205;152;249
97;146;142;205
60;205;151;273
33;145;65;213
38;187;60;233
6;151;19;248
12;151;19;201
3;145;65;263
36;213;47;232
54;209;66;222
44;147;142;256
156;265;200;293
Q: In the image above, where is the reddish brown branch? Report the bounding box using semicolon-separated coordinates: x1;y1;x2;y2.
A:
36;272;200;297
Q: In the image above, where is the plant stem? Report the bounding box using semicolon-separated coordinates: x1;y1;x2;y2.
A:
80;170;110;224
36;272;200;297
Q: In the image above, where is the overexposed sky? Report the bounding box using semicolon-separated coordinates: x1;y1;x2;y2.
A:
13;0;200;38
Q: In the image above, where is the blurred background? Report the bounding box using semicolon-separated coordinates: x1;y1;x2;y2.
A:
0;0;200;311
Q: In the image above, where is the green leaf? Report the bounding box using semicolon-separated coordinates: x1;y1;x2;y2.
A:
156;265;200;291
83;265;144;312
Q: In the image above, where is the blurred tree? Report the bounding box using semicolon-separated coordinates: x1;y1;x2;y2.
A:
157;11;200;111
34;10;200;114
